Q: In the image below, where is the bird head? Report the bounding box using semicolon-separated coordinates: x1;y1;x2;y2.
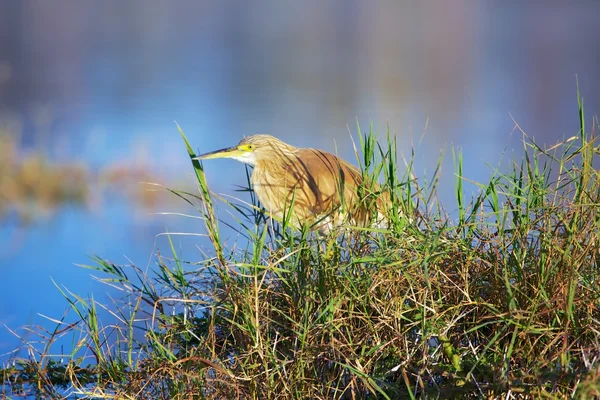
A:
194;134;295;166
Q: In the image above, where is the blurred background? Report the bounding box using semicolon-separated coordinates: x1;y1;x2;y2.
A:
1;1;599;359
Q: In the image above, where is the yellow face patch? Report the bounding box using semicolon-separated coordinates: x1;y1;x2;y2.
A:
237;144;255;152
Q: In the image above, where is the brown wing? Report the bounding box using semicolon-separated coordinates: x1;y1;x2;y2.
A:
252;147;388;230
286;148;364;220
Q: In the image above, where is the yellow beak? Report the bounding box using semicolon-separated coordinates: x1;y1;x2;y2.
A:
193;146;243;160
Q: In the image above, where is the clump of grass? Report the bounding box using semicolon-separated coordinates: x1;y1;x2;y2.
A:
0;132;88;222
2;101;600;399
0;130;177;224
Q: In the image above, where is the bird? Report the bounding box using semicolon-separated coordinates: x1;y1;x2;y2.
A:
194;134;391;234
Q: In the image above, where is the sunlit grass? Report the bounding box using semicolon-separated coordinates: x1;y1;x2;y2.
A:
2;99;600;398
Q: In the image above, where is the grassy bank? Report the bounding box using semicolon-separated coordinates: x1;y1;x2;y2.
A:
2;103;600;399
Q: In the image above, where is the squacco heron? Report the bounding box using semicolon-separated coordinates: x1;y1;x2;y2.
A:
195;135;390;233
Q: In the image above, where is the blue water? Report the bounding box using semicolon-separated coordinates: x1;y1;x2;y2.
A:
1;0;600;364
0;201;191;355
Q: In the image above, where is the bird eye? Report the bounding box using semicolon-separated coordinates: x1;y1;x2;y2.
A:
247;144;254;150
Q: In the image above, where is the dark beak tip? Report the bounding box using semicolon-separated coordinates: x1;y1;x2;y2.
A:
193;151;214;160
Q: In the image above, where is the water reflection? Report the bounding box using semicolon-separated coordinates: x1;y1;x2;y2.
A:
1;1;599;358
